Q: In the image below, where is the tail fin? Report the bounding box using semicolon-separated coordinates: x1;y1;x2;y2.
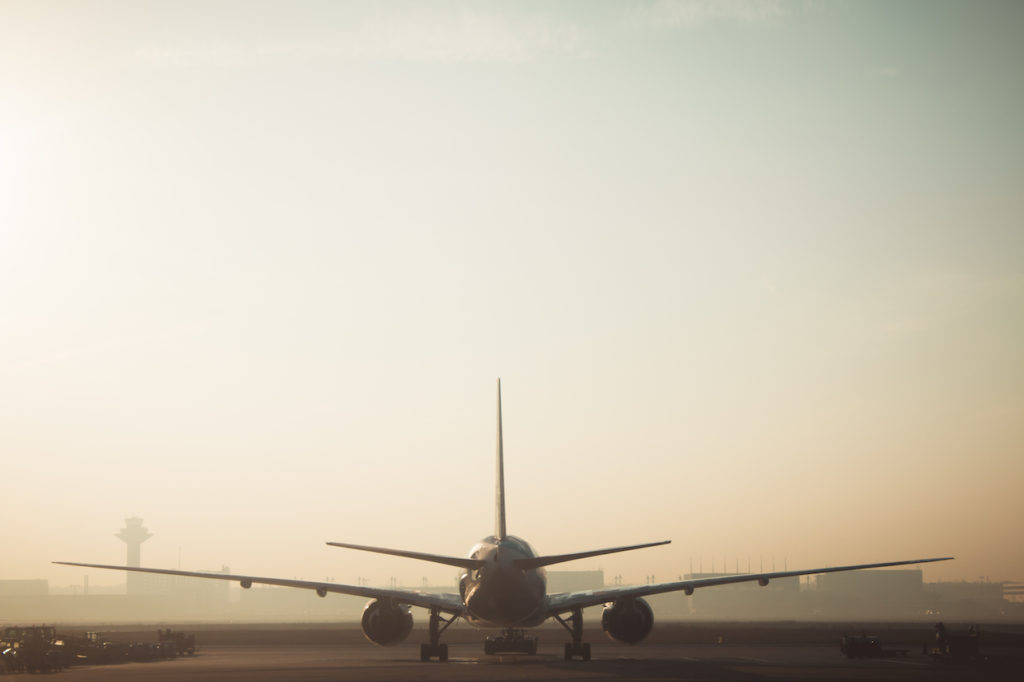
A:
495;378;506;540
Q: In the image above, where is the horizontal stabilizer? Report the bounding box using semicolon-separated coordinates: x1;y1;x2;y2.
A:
514;540;670;570
326;541;485;570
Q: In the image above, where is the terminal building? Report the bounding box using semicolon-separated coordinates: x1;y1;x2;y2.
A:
679;572;802;619
808;569;925;620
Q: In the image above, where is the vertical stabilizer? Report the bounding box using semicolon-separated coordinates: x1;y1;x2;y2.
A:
495;378;506;540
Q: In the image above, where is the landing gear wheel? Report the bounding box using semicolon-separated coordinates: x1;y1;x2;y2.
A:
563;642;590;661
420;608;455;662
556;608;591;661
420;643;448;662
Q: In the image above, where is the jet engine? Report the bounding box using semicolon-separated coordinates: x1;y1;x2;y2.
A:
360;599;413;646
601;597;654;644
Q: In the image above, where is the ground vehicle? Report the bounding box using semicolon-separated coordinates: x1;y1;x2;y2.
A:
927;622;980;660
0;626;64;673
158;629;197;656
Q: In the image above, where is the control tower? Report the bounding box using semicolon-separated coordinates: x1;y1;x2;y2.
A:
116;516;152;595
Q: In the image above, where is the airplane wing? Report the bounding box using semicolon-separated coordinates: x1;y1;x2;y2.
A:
545;556;954;615
54;562;466;615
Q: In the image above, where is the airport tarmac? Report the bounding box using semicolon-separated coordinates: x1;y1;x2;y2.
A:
31;623;1024;681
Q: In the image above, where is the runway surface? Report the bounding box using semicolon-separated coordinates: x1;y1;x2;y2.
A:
31;623;1024;681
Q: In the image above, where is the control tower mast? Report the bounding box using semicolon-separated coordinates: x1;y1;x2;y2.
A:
116;516;152;595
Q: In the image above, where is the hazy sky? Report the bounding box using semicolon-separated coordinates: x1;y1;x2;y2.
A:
2;1;1022;591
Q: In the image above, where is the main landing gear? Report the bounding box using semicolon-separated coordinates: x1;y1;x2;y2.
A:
420;608;456;662
554;608;591;661
483;628;539;655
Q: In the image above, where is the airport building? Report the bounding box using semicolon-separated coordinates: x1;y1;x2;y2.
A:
808;569;925;620
924;580;1014;620
677;572;802;620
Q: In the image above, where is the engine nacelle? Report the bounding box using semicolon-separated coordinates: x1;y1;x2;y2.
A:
360;599;413;646
601;597;654;644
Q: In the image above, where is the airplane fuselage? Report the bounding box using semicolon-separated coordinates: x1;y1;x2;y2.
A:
459;535;547;628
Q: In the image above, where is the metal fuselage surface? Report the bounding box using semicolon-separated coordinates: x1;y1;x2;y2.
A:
459;535;547;628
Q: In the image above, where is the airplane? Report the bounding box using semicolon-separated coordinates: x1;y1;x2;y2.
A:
57;379;953;662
